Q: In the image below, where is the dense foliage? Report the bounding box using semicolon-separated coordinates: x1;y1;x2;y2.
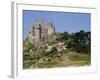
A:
23;30;91;68
68;30;91;54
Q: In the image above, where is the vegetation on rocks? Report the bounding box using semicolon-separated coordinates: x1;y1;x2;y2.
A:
23;30;91;69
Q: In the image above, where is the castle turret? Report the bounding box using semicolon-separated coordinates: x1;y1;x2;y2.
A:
47;22;55;35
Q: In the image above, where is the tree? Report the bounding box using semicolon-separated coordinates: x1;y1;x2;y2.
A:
66;30;91;54
62;31;69;40
66;38;76;51
23;37;33;61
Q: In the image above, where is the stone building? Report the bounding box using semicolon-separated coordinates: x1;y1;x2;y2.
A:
47;22;55;35
28;19;55;44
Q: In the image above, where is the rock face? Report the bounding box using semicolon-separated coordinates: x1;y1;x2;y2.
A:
28;19;55;45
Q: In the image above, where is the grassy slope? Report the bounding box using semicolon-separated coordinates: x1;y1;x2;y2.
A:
24;51;90;69
36;51;90;68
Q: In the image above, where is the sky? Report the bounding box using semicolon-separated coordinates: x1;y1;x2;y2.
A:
23;10;91;38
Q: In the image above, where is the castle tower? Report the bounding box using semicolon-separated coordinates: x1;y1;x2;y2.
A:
28;19;55;45
47;22;55;35
34;25;41;39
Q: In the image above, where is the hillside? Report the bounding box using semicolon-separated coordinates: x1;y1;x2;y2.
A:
23;30;91;69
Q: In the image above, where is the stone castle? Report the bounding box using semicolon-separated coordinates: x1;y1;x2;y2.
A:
28;19;55;44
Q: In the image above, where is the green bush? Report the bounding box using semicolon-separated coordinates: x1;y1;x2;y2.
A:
69;53;90;61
